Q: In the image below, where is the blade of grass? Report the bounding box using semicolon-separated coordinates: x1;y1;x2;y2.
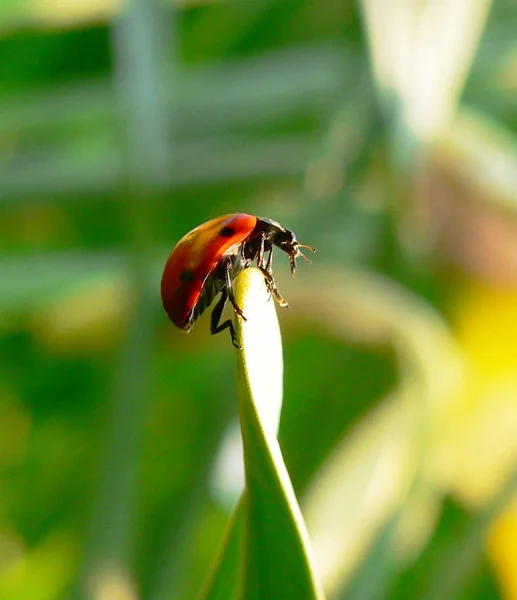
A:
199;267;325;600
197;497;246;600
338;516;400;600
422;470;517;600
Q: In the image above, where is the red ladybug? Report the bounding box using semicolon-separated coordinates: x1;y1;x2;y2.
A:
161;213;315;346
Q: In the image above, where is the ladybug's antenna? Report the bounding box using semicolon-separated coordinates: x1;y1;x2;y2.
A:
290;243;316;275
298;243;316;259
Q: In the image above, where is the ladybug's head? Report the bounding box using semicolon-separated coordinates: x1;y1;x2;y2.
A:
257;218;316;275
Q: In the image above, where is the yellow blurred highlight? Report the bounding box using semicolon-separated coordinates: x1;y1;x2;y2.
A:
444;381;517;505
25;0;224;31
29;0;121;28
91;566;138;600
31;276;134;355
444;282;517;505
0;531;76;600
455;283;517;377
0;530;25;581
488;498;517;600
451;281;517;598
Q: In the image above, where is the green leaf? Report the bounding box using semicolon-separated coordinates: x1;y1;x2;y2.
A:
197;497;246;600
199;267;325;600
421;469;517;600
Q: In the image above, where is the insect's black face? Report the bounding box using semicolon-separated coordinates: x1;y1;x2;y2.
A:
255;217;315;274
274;227;296;250
269;225;316;275
275;229;298;272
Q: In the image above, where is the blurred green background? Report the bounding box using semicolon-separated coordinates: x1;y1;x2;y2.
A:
1;0;517;598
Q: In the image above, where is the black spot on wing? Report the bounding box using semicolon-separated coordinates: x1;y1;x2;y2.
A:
179;269;196;284
218;226;235;238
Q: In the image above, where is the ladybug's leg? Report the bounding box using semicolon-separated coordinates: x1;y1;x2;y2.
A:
224;258;247;321
210;288;240;348
258;248;274;294
258;249;289;308
256;238;276;300
265;247;273;273
256;232;266;269
266;275;288;308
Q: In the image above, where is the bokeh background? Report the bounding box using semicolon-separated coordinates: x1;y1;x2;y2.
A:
1;0;517;598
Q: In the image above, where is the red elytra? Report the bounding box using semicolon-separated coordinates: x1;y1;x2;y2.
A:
160;213;315;347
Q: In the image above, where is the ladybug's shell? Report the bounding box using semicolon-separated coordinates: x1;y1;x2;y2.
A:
161;213;257;328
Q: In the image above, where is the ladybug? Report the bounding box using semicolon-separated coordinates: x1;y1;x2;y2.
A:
160;213;315;347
